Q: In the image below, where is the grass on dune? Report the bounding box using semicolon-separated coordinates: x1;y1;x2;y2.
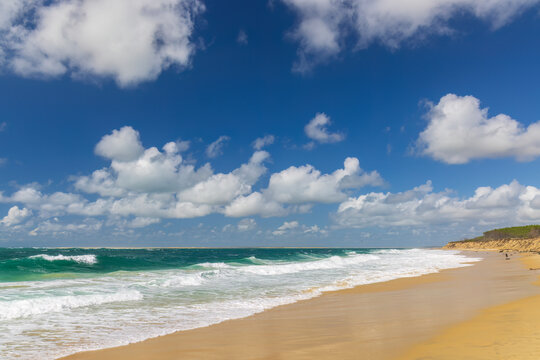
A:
451;225;540;243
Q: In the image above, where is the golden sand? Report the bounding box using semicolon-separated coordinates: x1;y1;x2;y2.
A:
62;251;540;360
398;253;540;360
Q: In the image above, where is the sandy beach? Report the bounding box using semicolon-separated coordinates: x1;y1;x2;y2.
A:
62;251;540;360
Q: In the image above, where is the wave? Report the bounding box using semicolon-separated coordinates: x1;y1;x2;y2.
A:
195;261;231;269
194;253;380;276
28;254;98;265
146;271;211;288
0;290;143;321
0;248;482;360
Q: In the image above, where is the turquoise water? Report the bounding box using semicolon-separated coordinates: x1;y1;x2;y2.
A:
0;248;480;359
0;248;372;282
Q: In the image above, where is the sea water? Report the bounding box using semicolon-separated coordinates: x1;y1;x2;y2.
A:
0;248;480;359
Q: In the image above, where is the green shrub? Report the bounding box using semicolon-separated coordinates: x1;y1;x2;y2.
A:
453;225;540;243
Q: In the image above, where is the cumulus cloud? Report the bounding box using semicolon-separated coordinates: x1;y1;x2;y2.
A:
174;140;191;152
29;218;103;236
272;220;299;235
282;0;540;71
0;129;272;225
178;151;269;204
224;192;287;218
237;218;257;231
266;157;383;203
0;126;384;235
70;150;269;220
252;135;275;150
0;142;267;225
0;0;205;86
303;224;325;234
272;220;326;235
206;135;230;158
129;217;161;228
0;186;86;218
78;127;213;196
95;126;145;162
335;180;540;229
304;113;344;147
417;94;540;164
224;157;382;217
1;206;31;226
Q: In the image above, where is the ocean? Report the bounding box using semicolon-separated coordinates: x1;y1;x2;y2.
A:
0;247;480;359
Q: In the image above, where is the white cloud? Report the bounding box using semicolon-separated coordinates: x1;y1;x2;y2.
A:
303;224;325;234
0;0;204;87
108;146;211;193
272;220;299;235
335;180;540;229
73;169;127;197
271;220;325;235
237;29;248;45
78;127;213;196
0;126;385;234
282;0;539;71
252;135;275;150
417;94;540;164
2;130;273;224
206;135;230;158
0;1;33;31
265;157;383;204
178;151;269;204
129;217;161;228
95;126;144;162
1;206;31;226
304;113;344;145
223;157;382;217
173;140;191;152
30;219;103;235
224;192;287;218
0;122;6;132
0;186;86;218
237;218;257;231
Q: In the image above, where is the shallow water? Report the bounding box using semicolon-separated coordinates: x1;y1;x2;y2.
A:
0;247;480;359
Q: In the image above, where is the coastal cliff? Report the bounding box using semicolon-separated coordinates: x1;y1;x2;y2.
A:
444;238;540;252
444;225;540;252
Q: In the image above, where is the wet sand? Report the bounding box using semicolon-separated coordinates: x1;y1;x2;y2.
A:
398;252;540;360
62;251;540;360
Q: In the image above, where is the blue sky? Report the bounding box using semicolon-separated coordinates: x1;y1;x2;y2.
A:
1;0;540;247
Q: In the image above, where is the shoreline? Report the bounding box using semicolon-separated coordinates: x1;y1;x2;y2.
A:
397;253;540;359
61;250;540;360
15;246;428;250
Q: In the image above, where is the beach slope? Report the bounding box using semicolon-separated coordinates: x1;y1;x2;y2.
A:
398;254;540;360
62;252;540;360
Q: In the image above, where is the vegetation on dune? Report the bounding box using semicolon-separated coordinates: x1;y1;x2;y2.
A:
450;225;540;244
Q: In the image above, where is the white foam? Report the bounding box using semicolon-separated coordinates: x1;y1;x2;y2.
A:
0;249;481;360
28;254;98;265
148;272;209;288
0;290;142;321
196;262;232;269
237;254;380;275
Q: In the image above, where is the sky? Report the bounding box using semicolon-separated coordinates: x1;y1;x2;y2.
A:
1;0;540;247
